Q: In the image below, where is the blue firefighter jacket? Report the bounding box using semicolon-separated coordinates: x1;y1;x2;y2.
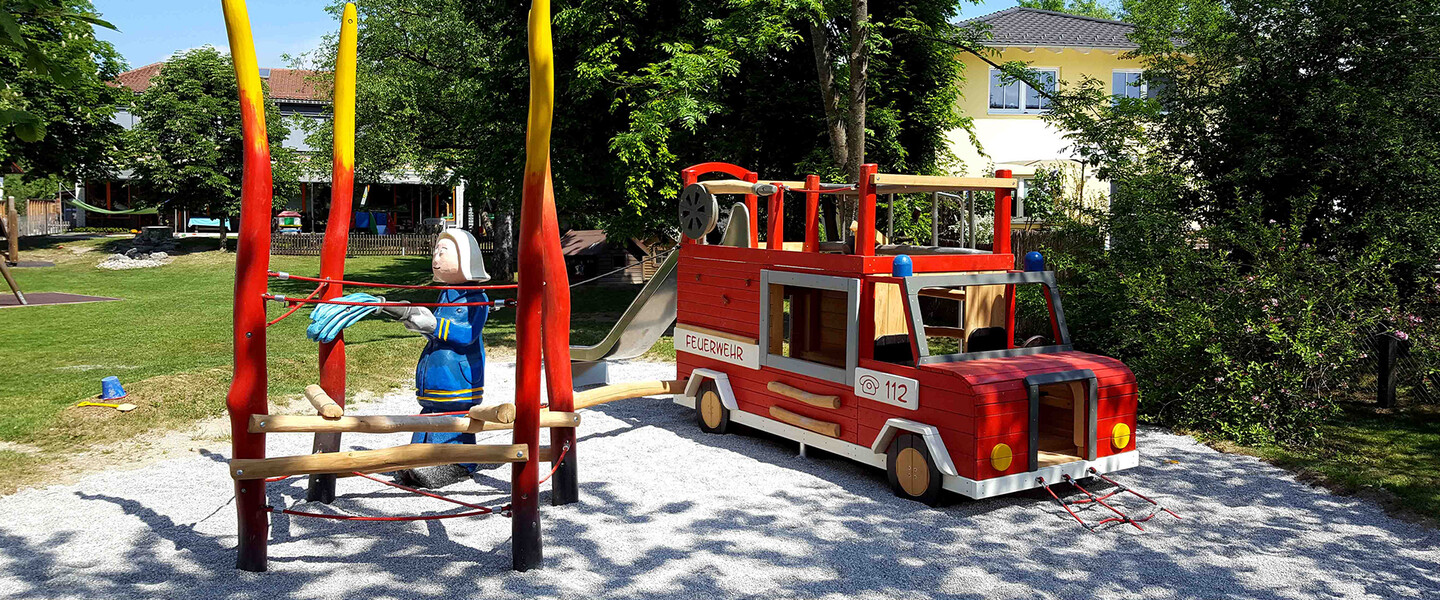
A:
414;288;489;410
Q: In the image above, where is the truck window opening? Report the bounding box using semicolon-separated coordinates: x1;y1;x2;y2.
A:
767;283;849;368
1036;381;1088;467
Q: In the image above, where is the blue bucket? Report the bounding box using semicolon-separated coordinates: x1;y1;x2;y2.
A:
100;376;128;401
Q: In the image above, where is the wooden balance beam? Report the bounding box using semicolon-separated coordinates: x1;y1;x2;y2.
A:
574;380;683;410
230;443;528;480
249;410;580;434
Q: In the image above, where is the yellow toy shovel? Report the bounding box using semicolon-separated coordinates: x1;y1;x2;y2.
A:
77;401;137;412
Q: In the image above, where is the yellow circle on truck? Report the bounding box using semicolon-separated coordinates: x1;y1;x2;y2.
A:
990;443;1013;472
1112;423;1132;450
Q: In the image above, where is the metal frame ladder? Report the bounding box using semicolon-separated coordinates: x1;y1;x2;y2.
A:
1039;467;1181;531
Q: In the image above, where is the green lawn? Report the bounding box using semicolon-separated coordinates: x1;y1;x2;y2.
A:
1231;403;1440;525
0;234;669;493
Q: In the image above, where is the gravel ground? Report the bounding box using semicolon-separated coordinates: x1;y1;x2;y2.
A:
2;360;1438;600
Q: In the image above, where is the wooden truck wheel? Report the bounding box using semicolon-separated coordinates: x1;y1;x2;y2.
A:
696;379;730;434
886;432;942;506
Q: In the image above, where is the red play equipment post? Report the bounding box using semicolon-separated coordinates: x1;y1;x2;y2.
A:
855;163;879;255
994;168;1013;256
221;0;273;572
766;186;784;250
307;2;359;504
803;174;820;251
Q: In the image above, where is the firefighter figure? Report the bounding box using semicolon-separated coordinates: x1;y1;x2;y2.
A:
306;228;495;488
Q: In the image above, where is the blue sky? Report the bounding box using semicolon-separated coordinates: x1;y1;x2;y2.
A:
94;1;1024;71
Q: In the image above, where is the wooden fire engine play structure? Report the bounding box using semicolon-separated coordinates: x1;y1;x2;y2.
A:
219;0;1175;575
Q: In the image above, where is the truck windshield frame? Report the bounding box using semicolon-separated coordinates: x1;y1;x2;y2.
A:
899;271;1073;364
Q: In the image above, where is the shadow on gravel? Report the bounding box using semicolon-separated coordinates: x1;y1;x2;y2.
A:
2;389;1438;599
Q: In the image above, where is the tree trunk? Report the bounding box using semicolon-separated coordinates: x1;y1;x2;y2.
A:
846;0;869;184
808;20;846;240
494;202;516;281
220;223;229;252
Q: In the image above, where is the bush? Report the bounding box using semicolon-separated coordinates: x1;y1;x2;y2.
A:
68;227;132;234
1050;183;1440;445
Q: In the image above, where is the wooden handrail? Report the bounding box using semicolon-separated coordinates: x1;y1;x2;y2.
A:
769;406;841;438
766;381;841;409
872;173;1018;194
574;380;684;410
229;443;528;480
249;411;580;434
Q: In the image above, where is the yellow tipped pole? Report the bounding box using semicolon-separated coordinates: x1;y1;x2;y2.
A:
309;1;359;504
220;0;275;573
512;0;558;571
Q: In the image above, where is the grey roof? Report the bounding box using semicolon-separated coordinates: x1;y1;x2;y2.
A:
964;7;1139;49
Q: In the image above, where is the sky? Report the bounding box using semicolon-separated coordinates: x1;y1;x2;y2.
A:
93;0;1025;72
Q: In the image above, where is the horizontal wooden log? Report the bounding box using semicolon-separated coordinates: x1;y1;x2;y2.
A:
769;405;841;438
230;443;528;480
871;173;1017;194
574;380;684;410
467;402;516;424
304;384;344;419
766;381;841;409
249;410;580;434
697;179;774;195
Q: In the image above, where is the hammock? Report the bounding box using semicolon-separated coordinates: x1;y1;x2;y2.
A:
67;199;158;215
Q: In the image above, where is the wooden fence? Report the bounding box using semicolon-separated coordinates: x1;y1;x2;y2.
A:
271;232;497;257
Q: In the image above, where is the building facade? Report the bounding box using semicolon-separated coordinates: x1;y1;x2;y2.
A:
950;8;1156;221
82;62;470;234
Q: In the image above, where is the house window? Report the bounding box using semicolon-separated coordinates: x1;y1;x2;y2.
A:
1113;70;1146;100
989;68;1057;115
1013;177;1032;219
760;271;860;384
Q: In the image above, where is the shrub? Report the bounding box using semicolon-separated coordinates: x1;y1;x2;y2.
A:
1049;183;1439;445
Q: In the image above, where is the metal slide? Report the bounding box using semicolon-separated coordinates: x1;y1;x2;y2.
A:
569;201;748;386
569;249;680;362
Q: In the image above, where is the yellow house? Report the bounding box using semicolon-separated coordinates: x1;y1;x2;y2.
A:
950;8;1153;221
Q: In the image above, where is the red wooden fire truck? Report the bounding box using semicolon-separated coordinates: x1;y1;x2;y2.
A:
671;162;1139;505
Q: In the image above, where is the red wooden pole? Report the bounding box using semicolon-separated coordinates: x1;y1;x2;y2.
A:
681;168;699;245
855;164;879;255
766;186;784;250
994;169;1013;256
539;167;577;506
743;171;759;248
221;0;273;572
803;174;820;252
307;2;358;504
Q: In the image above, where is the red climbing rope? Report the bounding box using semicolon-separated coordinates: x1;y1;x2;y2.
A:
262;294;507;308
263;445;571;522
266;283;328;327
270;271;518;291
538;443;569;485
267;471;507;521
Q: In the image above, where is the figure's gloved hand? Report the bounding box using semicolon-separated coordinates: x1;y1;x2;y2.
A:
378;303;437;335
306;293;384;342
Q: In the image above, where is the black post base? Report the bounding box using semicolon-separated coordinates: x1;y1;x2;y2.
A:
305;432;342;502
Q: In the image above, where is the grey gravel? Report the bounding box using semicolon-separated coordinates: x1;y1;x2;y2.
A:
1;360;1438;599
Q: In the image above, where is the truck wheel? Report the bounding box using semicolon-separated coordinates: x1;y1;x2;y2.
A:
886;432;942;506
696;379;730;434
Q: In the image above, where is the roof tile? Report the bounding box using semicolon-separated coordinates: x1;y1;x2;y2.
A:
965;7;1138;49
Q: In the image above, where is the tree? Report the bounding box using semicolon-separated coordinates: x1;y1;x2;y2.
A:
0;0;127;179
126;47;299;248
1030;0;1440;443
308;0;974;275
1016;0;1117;19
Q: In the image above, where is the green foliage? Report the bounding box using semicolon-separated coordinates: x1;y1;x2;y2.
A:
1017;0;1117;19
126;47;299;218
310;0;973;243
1036;0;1440;443
1;172;61;204
0;0;126;177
